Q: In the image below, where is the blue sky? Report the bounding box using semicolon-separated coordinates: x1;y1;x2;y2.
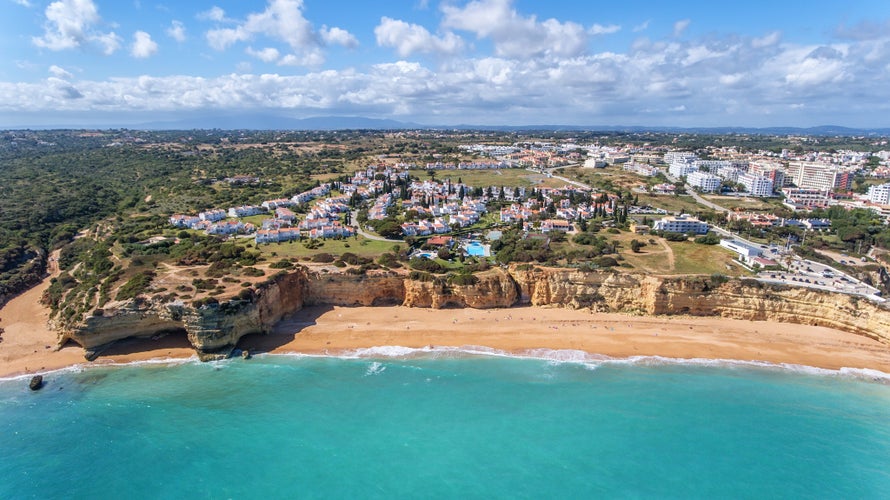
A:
3;0;890;128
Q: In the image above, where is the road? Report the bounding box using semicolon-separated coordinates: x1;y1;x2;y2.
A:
660;171;729;213
685;186;729;213
350;210;403;242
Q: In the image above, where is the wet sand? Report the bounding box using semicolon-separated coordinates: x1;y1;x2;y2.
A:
238;305;890;373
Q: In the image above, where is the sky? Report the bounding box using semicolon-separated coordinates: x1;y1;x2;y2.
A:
3;0;890;129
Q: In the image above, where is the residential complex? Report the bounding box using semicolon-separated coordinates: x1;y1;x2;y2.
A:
687;171;722;193
652;215;709;235
738;172;775;197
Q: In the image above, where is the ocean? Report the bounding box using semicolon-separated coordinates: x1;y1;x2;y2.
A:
2;349;890;498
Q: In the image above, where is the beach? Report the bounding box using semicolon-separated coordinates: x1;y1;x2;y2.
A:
3;280;890;377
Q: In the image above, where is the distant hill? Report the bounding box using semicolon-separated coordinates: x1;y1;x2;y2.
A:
7;112;890;136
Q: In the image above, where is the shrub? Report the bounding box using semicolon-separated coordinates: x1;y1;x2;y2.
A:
448;273;479;286
340;252;371;266
663;232;689;242
592;256;619;268
408;271;434;281
116;270;156;301
311;253;335;263
409;257;446;274
241;267;264;277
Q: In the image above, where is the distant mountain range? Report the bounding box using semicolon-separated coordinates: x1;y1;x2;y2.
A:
11;113;890;136
139;115;890;136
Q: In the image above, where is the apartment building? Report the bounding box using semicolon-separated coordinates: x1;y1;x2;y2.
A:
738;172;774;197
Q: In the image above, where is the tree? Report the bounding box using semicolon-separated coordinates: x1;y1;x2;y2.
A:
630;239;645;253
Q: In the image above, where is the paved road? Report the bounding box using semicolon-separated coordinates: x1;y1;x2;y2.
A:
350;210;403;242
685;186;729;213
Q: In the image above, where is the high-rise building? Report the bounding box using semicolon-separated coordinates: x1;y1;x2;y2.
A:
867;183;890;205
687;171;722;193
738;172;774;197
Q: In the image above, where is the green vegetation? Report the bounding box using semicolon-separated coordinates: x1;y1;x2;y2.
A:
4;128;890;321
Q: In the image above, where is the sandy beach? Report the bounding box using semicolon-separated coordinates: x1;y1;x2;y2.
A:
4;280;890;377
2;254;889;377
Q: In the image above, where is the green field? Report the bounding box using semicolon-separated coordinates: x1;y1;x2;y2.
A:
409;168;566;189
635;193;706;215
253;236;398;260
701;195;781;212
668;241;747;275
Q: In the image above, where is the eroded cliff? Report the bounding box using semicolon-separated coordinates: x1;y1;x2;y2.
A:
58;264;890;360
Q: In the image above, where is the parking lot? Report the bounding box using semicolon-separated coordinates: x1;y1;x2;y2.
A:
756;255;882;301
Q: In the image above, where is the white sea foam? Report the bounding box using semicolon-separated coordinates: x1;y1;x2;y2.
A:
0;355;201;382
365;361;386;376
270;345;890;384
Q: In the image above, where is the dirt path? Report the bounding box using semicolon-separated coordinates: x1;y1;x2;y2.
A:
628;238;676;274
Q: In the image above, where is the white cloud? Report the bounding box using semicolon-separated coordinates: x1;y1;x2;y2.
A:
633;20;650;33
320;26;359;48
197;6;228;22
203;0;355;66
93;31;122;55
32;0;120;54
246;46;280;63
48;64;73;79
130;30;158;58
673;19;691;37
441;0;588;59
374;17;463;57
166;20;186;42
589;24;620;36
13;0;33;7
752;31;781;48
6;24;890;127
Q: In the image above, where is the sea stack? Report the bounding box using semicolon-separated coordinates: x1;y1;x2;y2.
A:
29;375;43;391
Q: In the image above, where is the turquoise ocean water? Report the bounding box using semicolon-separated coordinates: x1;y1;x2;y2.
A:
2;348;890;498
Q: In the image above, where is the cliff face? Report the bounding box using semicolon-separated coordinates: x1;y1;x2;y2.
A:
306;273;405;306
59;264;890;360
62;269;308;360
403;269;519;309
510;267;890;345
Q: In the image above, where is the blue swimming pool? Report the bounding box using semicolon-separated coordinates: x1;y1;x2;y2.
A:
464;241;489;257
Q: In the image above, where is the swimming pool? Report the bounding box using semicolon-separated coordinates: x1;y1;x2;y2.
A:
464;241;490;257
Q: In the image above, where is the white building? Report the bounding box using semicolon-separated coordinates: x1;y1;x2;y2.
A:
693;160;731;173
716;166;742;183
867;183;890;205
719;239;761;260
687;171;722;193
653;214;709;235
669;162;698;178
663;152;697;165
738;172;774;197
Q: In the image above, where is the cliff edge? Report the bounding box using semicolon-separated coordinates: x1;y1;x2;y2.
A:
57;265;890;360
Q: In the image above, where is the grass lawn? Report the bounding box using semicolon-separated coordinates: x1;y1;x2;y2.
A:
594;229;750;276
409;168;566;189
701;195;779;212
635;193;706;215
562;166;653;191
251;236;398;260
668;241;749;276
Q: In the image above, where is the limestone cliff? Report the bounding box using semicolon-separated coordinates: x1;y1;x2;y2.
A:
61;269;308;360
57;264;890;361
403;269;519;309
306;273;405;306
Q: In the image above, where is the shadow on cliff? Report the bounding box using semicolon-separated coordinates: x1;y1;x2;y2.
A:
234;305;335;354
95;329;193;358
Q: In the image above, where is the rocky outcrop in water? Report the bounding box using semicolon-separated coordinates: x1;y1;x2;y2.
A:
57;265;890;360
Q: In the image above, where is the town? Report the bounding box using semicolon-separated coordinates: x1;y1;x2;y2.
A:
161;133;890;302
